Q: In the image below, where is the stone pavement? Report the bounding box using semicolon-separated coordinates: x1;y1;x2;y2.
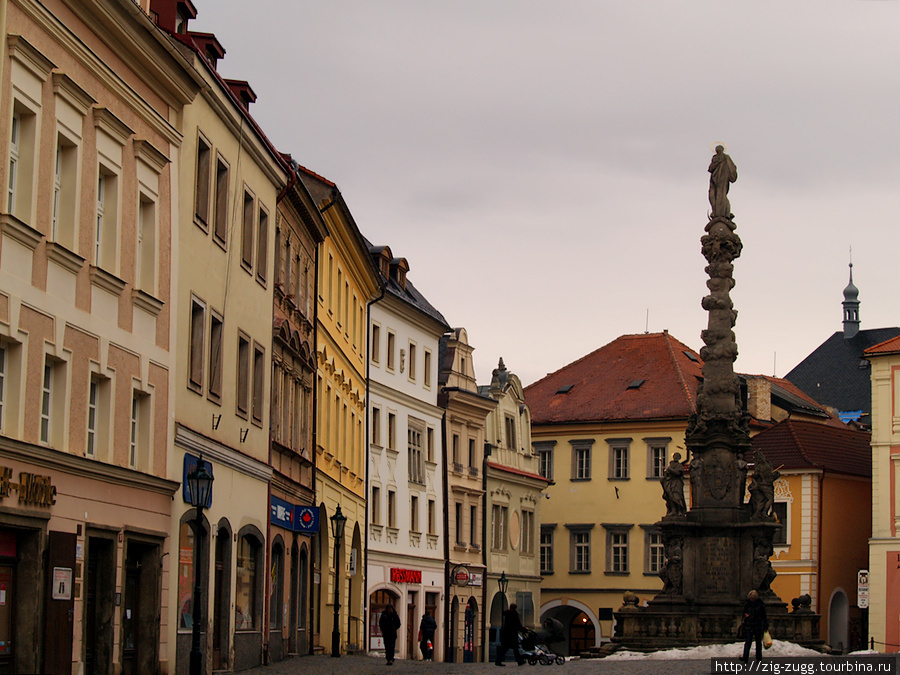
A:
237;655;713;675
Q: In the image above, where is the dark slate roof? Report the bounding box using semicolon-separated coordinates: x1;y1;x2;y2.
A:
524;332;703;425
784;328;900;418
751;418;871;478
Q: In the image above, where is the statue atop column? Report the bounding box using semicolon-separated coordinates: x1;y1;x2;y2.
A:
708;145;738;219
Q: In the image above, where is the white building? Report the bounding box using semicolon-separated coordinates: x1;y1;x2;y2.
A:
365;245;449;661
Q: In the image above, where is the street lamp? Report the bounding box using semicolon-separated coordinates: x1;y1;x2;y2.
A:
330;505;347;658
497;571;509;663
187;457;214;675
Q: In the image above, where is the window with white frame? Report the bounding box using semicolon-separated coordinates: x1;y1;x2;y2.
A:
7;103;37;221
371;324;381;365
505;415;517;450
424;349;432;388
567;524;592;573
208;310;223;403
371;486;381;525
570;439;593;481
522;510;535;554
645;437;670;479
607;438;631;480
213;155;229;245
86;376;99;458
256;206;268;285
188;297;205;392
491;504;508;551
535;441;556;481
408;418;425;485
387;412;396;451
40;358;66;446
772;502;789;546
241;188;255;270
408;341;417;381
371;406;382;446
252;342;265;425
427;499;436;535
410;494;419;533
194;133;211;228
540;525;554;574
95;166;118;269
426;427;435;463
387;489;397;528
645;529;664;574
136;192;157;292
52;134;78;246
603;524;631;574
237;332;250;417
469;504;477;547
386;331;396;371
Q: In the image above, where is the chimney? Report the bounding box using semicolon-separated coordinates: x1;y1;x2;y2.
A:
745;376;771;422
225;80;257;109
149;0;197;34
188;32;226;70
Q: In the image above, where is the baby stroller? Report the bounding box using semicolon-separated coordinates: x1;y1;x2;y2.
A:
520;630;565;666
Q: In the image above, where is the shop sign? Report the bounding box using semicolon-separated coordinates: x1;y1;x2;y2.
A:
269;498;319;534
52;567;72;601
0;466;57;506
181;455;213;508
452;565;470;586
390;567;422;584
858;569;869;609
468;572;483;587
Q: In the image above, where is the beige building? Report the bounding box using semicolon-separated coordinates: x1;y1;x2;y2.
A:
865;335;900;654
299;167;380;655
152;2;288;671
439;328;497;663
0;0;198;672
482;358;548;662
267;159;327;661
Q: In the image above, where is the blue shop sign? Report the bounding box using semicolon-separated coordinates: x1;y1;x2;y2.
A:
270;499;319;534
270;496;295;529
294;506;319;533
182;454;213;508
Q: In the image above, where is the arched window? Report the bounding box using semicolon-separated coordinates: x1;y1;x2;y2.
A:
236;534;260;630
178;521;195;628
270;541;284;630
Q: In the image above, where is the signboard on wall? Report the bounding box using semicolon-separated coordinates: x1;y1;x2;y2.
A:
858;569;869;609
390;568;422;584
269;499;319;534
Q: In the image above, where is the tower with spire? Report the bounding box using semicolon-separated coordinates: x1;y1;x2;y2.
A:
842;261;860;339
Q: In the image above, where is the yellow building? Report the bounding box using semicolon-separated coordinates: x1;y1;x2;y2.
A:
865;335;900;653
0;0;197;672
153;4;288;670
525;332;702;655
299;167;380;654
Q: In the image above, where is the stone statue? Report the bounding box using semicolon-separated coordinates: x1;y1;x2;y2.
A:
659;537;684;594
751;537;776;592
708;145;737;219
749;450;780;520
662;453;687;517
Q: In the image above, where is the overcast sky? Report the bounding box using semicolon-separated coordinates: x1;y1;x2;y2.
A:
194;1;900;388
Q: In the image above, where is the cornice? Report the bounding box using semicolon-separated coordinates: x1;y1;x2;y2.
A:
89;265;127;296
6;34;54;81
52;71;96;115
0;213;43;250
133;139;170;174
132;289;163;317
12;0;188;146
46;241;85;273
93;106;134;145
0;434;179;496
174;422;272;483
369;379;443;421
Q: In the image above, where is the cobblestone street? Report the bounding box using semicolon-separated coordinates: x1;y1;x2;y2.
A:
237;654;713;675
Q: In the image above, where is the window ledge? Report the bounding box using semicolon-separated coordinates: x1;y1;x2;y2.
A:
569;570;590;575
570;477;591;482
607;477;631;482
132;289;163;316
604;571;629;576
0;213;43;249
90;265;127;296
46;241;84;273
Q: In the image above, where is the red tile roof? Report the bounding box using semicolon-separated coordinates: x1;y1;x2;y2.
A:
486;461;552;484
750;418;871;478
865;334;900;356
524;332;703;425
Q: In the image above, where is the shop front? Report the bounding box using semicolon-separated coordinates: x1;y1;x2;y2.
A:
0;440;177;675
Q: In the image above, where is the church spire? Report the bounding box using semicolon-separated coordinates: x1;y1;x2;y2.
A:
842;254;860;339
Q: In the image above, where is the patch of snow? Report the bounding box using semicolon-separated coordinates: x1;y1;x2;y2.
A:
605;640;823;660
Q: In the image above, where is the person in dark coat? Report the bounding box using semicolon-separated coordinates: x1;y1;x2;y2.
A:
379;604;401;665
419;611;437;661
495;603;525;666
740;590;768;662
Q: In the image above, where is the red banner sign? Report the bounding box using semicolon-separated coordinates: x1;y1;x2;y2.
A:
390;568;422;584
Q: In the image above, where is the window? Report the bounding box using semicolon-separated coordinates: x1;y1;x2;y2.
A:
469;505;477;547
0;345;6;431
570;440;593;481
371;486;381;525
535;442;555;481
646;530;664;574
236;535;259;630
371;324;381;365
773;502;789;546
410;495;419;532
208;311;223;402
468;438;475;467
256;206;268;284
7;111;20;213
428;499;435;534
491;504;508;551
455;503;463;545
252;342;265;425
129;392;139;468
424;350;432;388
87;377;99;457
408;342;417;381
387;412;396;451
371;407;382;446
426;427;434;463
237;333;250;416
40;360;54;445
194;135;211;227
452;434;460;466
408;419;425;484
213;156;229;244
188;297;205;392
95;167;118;269
645;438;670;479
51;134;77;246
522;510;535;554
607;438;631;480
7;104;36;221
603;524;631;574
505;415;517;450
387;490;397;528
136;193;157;292
386;331;395;371
241;188;254;269
571;529;591;573
540;525;554;574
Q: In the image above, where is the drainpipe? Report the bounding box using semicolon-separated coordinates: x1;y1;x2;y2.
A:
309;238;320;655
482;442;491;662
441;406;450;660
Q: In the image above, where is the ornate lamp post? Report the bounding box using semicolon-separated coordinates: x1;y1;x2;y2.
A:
330;505;347;658
187;457;214;675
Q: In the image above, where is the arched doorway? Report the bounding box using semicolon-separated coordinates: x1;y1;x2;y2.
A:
369;589;400;656
488;592;504;663
568;611;595;656
348;525;363;651
464;597;478;662
829;589;849;654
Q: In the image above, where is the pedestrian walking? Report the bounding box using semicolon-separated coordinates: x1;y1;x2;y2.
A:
379;604;401;665
495;603;525;666
419;610;437;661
739;590;768;662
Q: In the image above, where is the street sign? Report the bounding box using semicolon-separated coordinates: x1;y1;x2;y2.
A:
857;569;869;609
